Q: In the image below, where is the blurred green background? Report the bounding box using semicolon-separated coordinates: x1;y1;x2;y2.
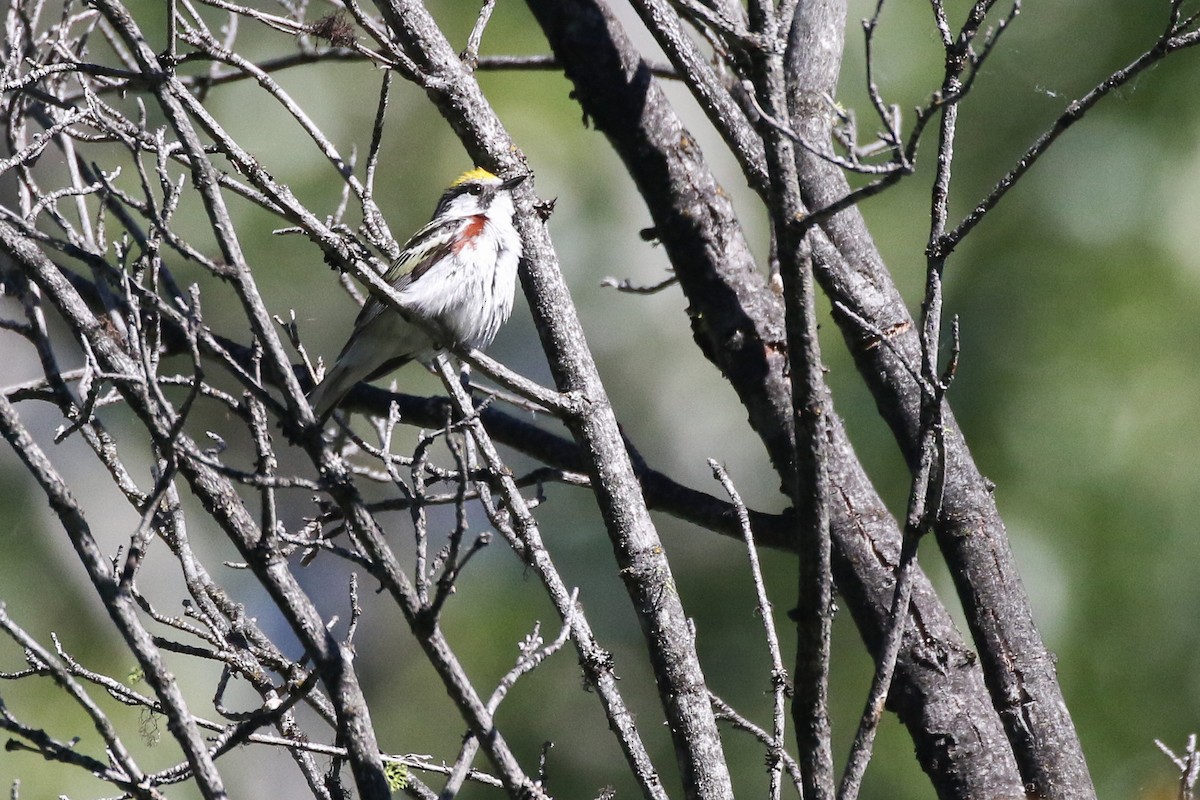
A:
2;1;1198;797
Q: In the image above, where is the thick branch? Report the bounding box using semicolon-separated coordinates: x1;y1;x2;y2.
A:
525;2;1025;797
794;37;1096;800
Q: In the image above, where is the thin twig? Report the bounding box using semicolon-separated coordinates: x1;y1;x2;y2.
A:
461;0;497;68
709;460;788;800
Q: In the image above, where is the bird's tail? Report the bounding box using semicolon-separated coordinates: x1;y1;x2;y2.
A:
308;360;363;422
309;311;428;422
308;350;415;421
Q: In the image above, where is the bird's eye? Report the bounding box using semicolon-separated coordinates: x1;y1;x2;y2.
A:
467;184;483;196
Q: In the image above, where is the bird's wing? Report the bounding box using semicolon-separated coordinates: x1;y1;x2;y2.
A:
336;218;460;358
386;216;460;289
310;217;466;419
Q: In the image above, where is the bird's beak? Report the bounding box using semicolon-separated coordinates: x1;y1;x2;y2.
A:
500;173;528;191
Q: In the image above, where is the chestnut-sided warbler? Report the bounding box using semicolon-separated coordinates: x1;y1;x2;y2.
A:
309;167;526;420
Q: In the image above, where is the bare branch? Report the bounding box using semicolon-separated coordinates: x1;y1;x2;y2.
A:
0;385;228;798
0;609;157;797
709;461;790;800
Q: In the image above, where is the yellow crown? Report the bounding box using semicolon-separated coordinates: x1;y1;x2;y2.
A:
451;167;497;186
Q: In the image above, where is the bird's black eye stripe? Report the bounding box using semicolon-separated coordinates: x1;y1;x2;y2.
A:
434;181;495;216
446;182;485;201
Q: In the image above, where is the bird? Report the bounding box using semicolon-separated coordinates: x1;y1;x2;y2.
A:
308;167;526;421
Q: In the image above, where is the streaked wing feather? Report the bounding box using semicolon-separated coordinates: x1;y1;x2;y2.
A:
335;220;458;359
383;217;458;287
